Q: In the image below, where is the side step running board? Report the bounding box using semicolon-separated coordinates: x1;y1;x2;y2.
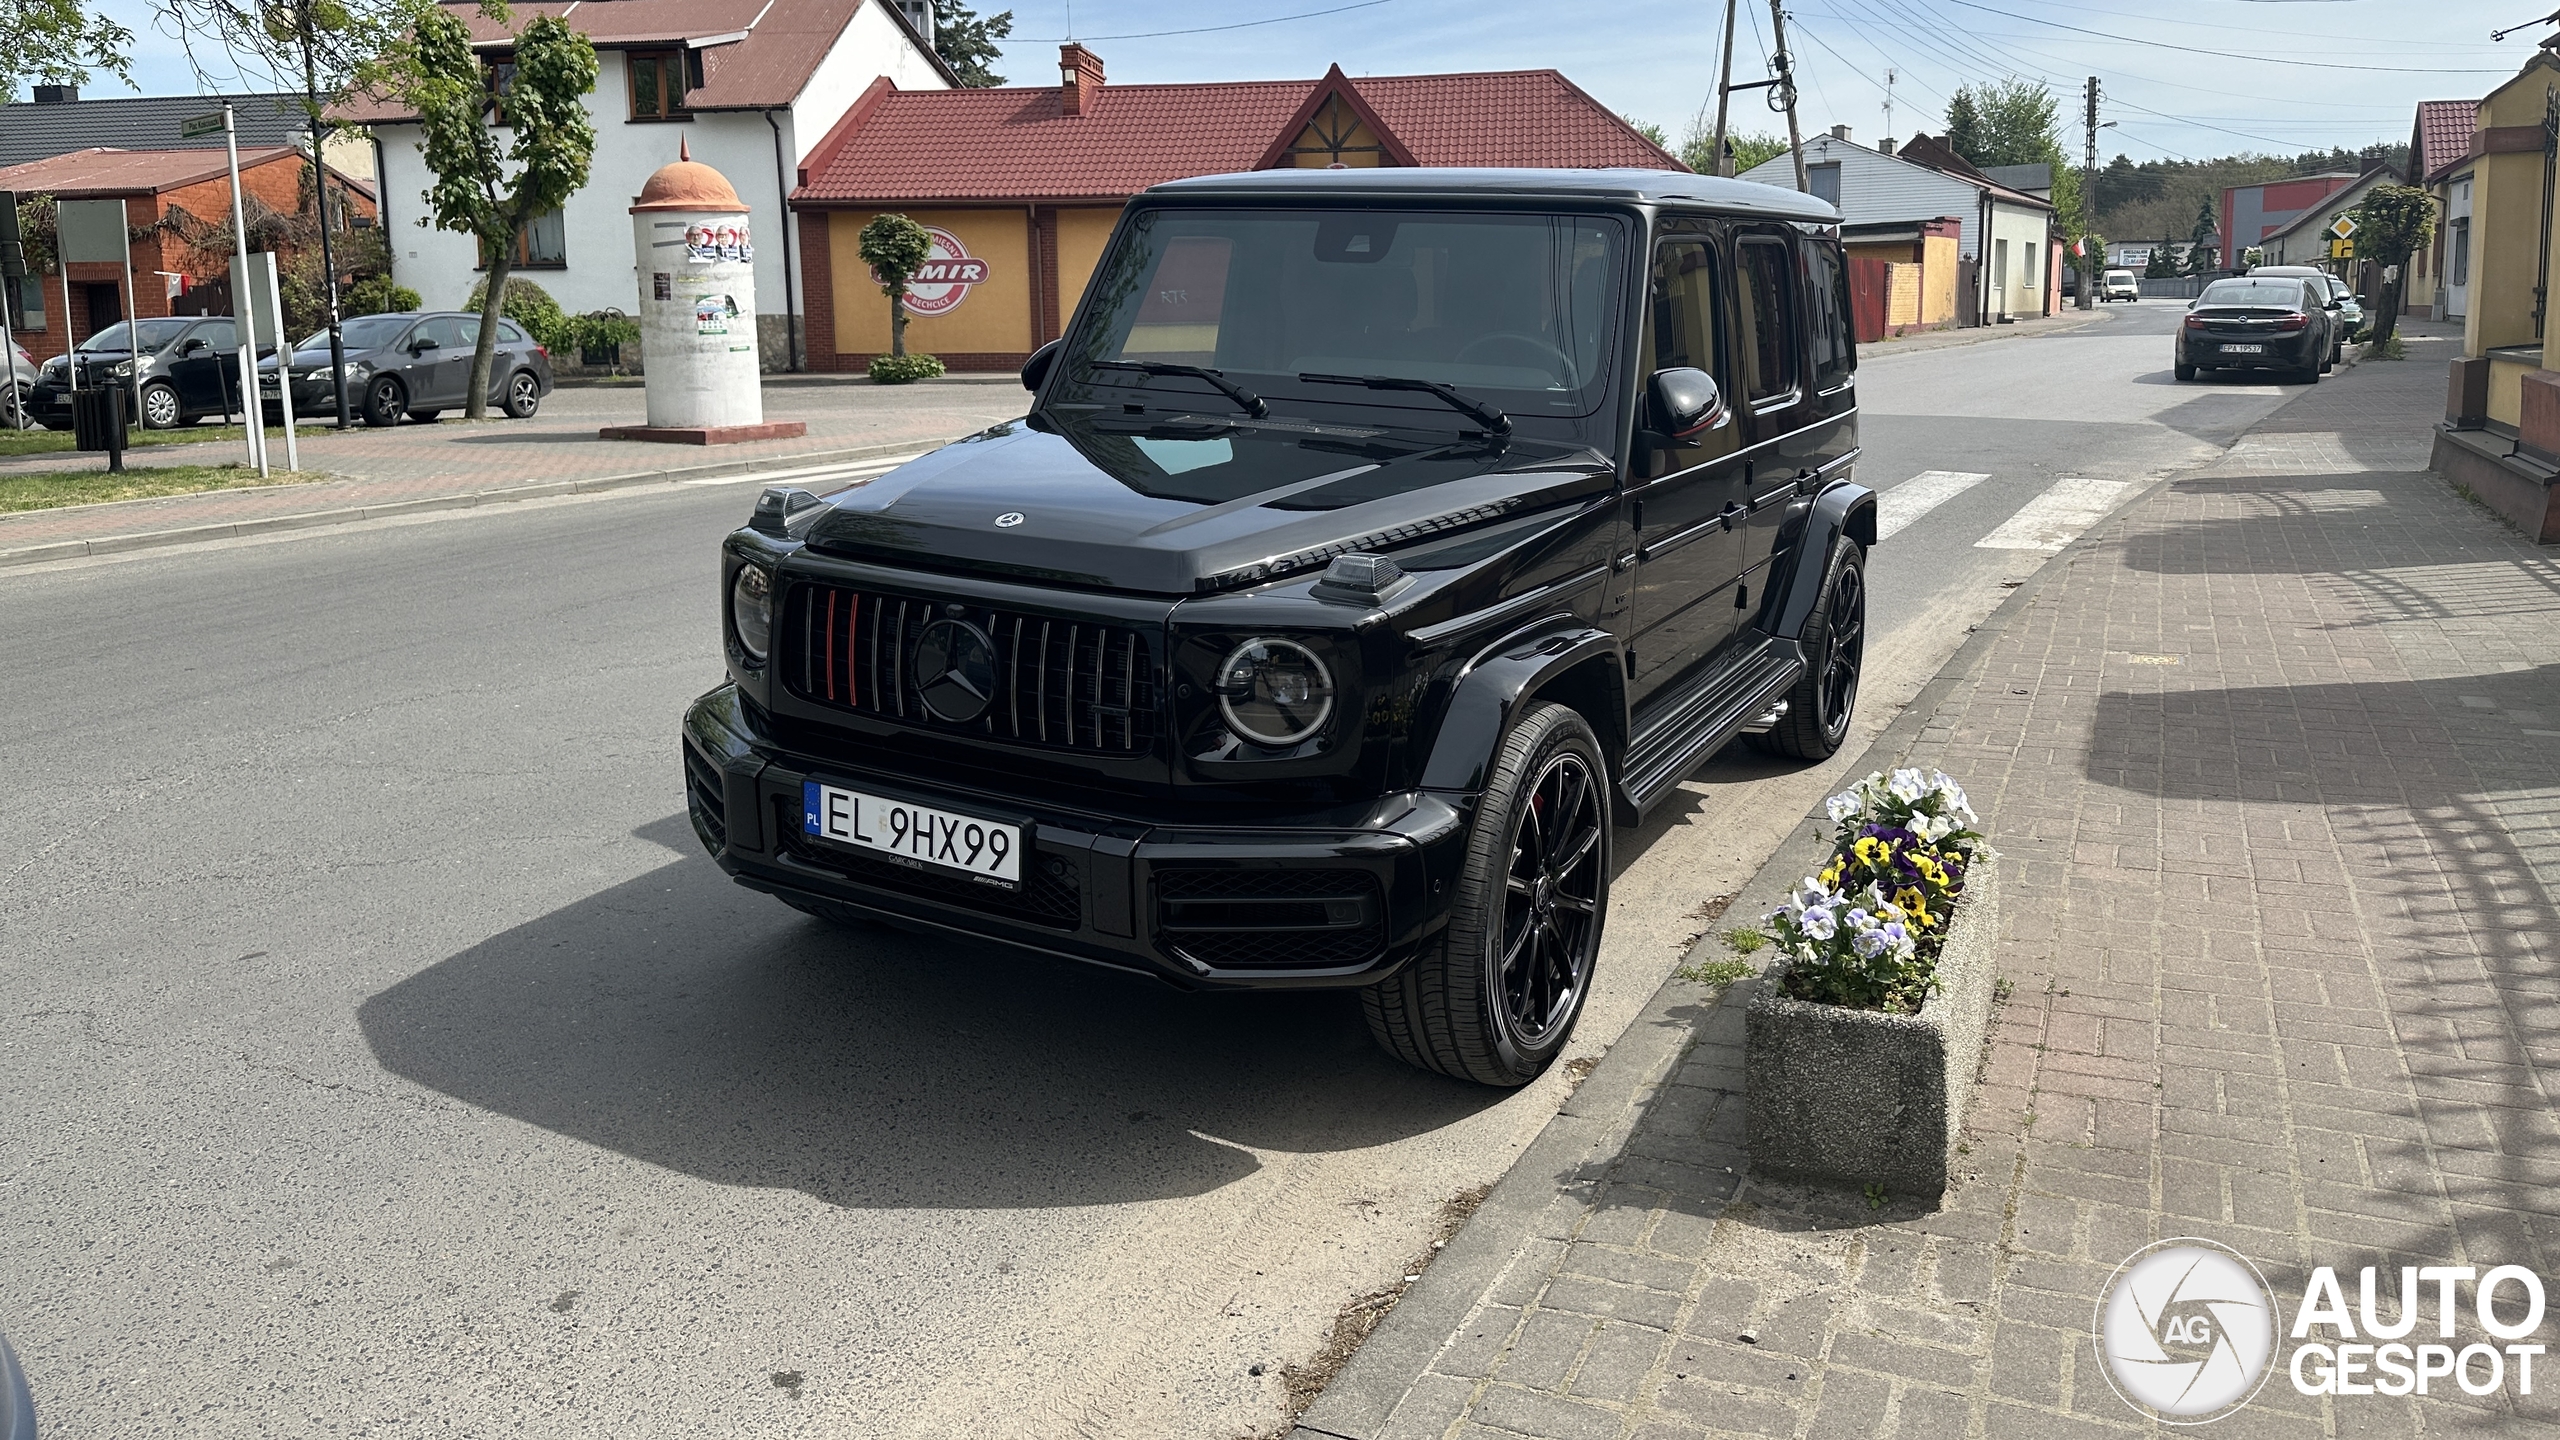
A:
1619;642;1804;814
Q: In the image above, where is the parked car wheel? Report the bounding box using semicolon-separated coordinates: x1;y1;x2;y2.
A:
2174;362;2197;381
139;381;183;430
1363;701;1608;1086
1751;539;1866;761
2299;363;2322;385
504;370;542;419
362;375;406;428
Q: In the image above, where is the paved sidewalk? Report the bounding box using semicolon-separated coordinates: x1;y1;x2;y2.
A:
1298;346;2560;1438
0;381;1019;565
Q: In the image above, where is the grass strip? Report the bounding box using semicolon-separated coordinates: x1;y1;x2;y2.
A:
0;463;325;514
0;424;253;457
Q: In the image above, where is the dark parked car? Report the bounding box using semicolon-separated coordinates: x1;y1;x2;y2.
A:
683;169;1877;1085
26;315;254;430
258;310;553;426
2175;276;2337;383
2248;264;2356;364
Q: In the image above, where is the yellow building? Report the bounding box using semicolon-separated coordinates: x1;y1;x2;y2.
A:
790;46;1684;372
2432;42;2560;542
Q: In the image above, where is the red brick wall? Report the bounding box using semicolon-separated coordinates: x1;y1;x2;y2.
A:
799;210;842;370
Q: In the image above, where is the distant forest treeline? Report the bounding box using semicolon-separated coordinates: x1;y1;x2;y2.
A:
2095;142;2410;246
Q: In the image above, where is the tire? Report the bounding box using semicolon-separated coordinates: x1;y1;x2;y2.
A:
361;375;405;427
1364;701;1609;1086
139;382;182;430
2299;364;2322;385
1751;538;1866;761
504;370;542;419
407;408;442;422
2174;363;2196;381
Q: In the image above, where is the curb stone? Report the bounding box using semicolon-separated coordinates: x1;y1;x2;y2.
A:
0;434;959;570
1287;477;2152;1440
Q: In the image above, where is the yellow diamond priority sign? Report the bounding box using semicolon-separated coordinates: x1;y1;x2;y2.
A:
2326;215;2357;241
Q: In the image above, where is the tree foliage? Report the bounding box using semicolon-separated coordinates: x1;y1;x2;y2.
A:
2350;183;2436;344
1;0;132;102
858;212;932;359
378;0;596;417
1944;78;2058;168
932;0;1009;87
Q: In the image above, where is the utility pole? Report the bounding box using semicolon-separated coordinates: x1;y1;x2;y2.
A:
1711;0;1740;175
1769;0;1807;191
298;0;350;428
2077;76;2099;310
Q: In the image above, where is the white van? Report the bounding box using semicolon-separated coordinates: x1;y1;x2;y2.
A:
2101;269;2140;302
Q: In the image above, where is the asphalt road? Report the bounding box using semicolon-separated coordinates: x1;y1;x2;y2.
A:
0;299;2308;1439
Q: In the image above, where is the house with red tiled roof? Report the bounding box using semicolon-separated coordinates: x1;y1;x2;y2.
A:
0;145;376;356
335;0;952;371
789;45;1684;372
2410;98;2481;320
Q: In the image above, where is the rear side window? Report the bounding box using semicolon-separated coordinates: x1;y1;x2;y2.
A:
1803;240;1852;390
1649;239;1721;375
1736;238;1800;402
498;320;528;343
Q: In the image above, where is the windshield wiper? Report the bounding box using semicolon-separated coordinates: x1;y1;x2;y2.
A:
1088;360;1269;419
1298;372;1511;438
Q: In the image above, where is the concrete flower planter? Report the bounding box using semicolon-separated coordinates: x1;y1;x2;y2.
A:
1745;843;2001;1203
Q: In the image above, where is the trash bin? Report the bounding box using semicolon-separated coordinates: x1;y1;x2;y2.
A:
69;387;128;470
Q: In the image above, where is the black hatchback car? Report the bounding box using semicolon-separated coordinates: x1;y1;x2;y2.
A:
2174;276;2337;383
26;315;255;430
258;310;554;426
683;169;1876;1085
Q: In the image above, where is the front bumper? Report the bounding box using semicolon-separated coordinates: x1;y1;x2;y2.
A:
258;374;349;416
682;682;1474;990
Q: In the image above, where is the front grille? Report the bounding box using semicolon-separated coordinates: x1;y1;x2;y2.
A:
777;797;1081;929
784;582;1158;755
683;742;728;849
1155;867;1386;970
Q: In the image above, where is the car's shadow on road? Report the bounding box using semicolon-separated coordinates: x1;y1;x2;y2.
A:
359;816;1501;1210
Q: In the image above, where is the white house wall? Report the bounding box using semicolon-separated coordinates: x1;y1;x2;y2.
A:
789;1;949;164
1738;136;1986;256
1985;202;2047;320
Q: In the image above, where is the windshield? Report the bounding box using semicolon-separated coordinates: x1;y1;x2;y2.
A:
80;319;194;353
1063;208;1627;420
2104;271;2133;282
2199;280;2309;308
302;314;416;351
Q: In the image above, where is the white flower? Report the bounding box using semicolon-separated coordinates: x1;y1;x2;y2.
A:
1853;928;1889;959
1888;768;1928;804
1911;814;1951;843
1801;906;1838;940
1795;876;1832;908
1826;791;1864;825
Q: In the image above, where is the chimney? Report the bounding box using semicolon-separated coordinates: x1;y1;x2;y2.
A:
1059;44;1104;116
31;84;78;104
1879;137;1897;156
1829;124;1852;142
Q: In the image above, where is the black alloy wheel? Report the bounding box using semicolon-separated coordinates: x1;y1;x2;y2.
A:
505;371;542;419
1363;701;1610;1086
139;381;182;429
1752;539;1865;760
362;375;406;428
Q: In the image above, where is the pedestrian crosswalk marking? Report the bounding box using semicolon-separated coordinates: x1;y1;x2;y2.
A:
1975;477;2132;552
1876;470;1991;541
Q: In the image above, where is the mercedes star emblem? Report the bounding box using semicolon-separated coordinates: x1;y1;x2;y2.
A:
994;512;1026;528
913;618;999;724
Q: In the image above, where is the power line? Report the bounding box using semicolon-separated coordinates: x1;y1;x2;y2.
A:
1932;0;2513;72
1014;0;1394;43
1945;0;2499;49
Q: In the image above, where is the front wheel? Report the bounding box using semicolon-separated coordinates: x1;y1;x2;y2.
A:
1751;538;1865;761
361;375;405;427
1364;701;1609;1086
139;382;182;429
504;370;542;419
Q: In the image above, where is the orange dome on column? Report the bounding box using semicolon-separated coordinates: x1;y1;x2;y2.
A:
631;136;749;213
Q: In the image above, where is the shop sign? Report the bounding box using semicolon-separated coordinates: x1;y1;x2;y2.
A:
901;227;990;317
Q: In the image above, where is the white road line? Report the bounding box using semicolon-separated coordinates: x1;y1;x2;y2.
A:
1876;470;1991;541
675;451;932;488
1974;477;2132;552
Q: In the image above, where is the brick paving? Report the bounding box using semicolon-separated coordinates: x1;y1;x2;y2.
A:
1299;339;2560;1439
0;378;1021;561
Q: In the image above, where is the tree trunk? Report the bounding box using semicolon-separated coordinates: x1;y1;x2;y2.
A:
890;289;907;358
2373;264;2401;346
468;248;512;419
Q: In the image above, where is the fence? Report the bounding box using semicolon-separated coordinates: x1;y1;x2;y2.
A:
2136;276;2209;300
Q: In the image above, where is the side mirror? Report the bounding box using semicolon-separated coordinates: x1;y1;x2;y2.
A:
1020;337;1060;393
2326;299;2344;310
410;337;438;354
179;338;205;355
1646;367;1728;442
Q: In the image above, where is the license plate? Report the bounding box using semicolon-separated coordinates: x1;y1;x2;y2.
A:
803;781;1022;884
2220;343;2264;354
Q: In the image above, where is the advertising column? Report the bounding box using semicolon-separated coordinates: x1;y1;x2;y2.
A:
605;140;803;445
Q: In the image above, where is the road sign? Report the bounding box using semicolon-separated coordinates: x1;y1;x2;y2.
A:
180;112;226;139
2329;238;2356;259
2326;215;2357;241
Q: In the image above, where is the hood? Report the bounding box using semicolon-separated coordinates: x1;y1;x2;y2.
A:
801;416;1615;595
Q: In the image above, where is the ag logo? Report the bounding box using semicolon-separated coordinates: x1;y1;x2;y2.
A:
2096;1239;2278;1423
913;618;998;724
994;512;1025;528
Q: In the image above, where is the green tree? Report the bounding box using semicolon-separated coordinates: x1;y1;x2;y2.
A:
932;0;1010;87
1626;116;1670;152
2144;240;2177;279
858;212;932;359
2185;196;2218;274
1950;78;2061;168
2349;183;2436;344
2;0;132;101
379;0;597;418
1945;89;1982;164
1680;129;1786;176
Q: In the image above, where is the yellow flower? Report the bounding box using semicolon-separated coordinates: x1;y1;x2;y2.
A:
1912;853;1948;886
1819;859;1844;886
1892;887;1935;927
1852;836;1892;868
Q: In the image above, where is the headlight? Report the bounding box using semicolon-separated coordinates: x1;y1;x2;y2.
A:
1214;638;1334;747
104;360;132;378
730;565;773;662
303;368;336;382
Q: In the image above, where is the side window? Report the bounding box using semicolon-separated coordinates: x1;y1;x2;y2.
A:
1736;238;1800;403
1808;163;1842;207
1804;240;1852;390
1649;239;1720;375
498;320;527;343
414;317;467;350
196;319;236;350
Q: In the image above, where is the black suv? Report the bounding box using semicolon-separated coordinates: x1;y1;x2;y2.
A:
683;169;1874;1085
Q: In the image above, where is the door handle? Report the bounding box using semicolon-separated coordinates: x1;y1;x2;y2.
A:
1719;500;1744;530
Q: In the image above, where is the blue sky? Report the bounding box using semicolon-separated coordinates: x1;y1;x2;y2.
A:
85;0;2535;164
